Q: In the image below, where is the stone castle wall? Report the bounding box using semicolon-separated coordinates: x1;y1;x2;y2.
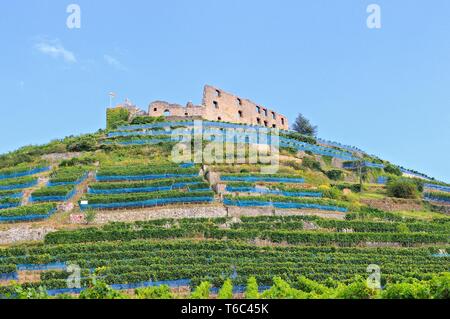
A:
147;85;289;130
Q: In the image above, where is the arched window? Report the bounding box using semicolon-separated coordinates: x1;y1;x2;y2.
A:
164;110;171;116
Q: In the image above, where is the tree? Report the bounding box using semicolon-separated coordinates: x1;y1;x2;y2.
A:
292;114;318;137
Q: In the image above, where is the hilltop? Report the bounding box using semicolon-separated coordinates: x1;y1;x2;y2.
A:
0;86;449;299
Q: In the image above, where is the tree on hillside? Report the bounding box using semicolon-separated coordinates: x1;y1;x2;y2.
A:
292;114;318;137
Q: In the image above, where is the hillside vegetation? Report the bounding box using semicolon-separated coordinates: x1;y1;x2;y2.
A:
0;120;448;299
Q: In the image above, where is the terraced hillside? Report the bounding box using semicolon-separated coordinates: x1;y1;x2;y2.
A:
0;119;448;299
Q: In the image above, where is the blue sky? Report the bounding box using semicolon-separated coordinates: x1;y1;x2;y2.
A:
0;0;449;181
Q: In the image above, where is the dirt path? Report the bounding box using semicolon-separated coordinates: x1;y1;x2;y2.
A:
21;174;51;206
67;171;95;207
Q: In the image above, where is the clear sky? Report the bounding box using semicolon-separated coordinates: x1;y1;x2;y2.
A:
0;0;449;182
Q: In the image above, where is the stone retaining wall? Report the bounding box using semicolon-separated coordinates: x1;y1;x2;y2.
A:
0;226;55;245
94;205;346;224
361;198;423;212
94;205;228;224
0;206;347;244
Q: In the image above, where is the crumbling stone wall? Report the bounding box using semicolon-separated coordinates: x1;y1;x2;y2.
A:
202;85;289;130
149;101;206;118
147;85;290;130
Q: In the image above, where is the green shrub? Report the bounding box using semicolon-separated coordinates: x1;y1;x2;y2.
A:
322;156;333;166
382;281;430;299
282;160;302;171
261;277;308;299
131;116;164;125
326;170;344;181
79;280;126;299
318;186;342;200
334;277;377;299
302;157;322;171
384;164;402;176
396;224;410;233
135;285;173;299
429;273;450;299
334;183;362;193
282;132;317;145
245;277;260;299
297;276;331;295
387;179;419;199
218;279;233;299
60;155;97;167
7;285;49;300
66;136;98;152
190;281;211;299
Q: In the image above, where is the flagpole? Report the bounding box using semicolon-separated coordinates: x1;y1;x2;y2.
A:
109;92;116;108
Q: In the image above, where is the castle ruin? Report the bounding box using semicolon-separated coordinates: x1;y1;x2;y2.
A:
147;85;289;130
